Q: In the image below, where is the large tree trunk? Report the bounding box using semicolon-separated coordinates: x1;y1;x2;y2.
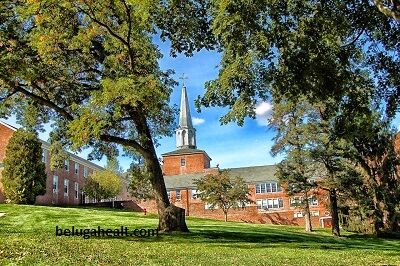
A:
145;145;189;232
304;193;313;232
329;188;340;237
135;110;189;232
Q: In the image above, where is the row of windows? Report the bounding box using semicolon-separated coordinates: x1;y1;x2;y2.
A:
52;176;79;199
257;198;284;210
167;189;199;201
290;196;318;208
43;151;89;177
255;182;283;194
294;211;320;218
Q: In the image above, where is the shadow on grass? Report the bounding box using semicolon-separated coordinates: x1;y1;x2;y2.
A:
115;224;400;253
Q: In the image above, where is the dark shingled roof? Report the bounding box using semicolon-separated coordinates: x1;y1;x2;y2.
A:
164;165;278;190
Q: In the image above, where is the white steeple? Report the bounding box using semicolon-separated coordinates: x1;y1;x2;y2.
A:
176;75;196;149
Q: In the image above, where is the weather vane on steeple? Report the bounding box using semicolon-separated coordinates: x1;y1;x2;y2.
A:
179;73;188;87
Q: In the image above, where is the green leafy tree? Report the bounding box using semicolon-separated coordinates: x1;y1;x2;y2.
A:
194;170;252;222
270;98;318;232
83;158;123;203
2;129;46;204
0;0;191;231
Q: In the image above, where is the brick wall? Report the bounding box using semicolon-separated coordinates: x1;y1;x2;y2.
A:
136;186;330;228
162;152;210;175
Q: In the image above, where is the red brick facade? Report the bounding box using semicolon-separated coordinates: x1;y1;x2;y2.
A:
0;122;130;206
137;149;331;228
162;150;211;175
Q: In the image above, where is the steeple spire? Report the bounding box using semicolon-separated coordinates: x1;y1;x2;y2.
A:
176;75;196;149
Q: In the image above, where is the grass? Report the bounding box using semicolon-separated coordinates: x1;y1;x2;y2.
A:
0;204;399;265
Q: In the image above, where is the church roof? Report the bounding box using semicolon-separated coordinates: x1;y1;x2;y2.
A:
162;148;211;160
178;86;193;129
164;165;278;190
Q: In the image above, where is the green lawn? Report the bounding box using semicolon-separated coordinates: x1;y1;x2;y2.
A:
0;204;399;266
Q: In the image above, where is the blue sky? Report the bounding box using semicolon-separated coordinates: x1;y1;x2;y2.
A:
4;37;400;171
3;40;400;171
154;42;281;170
0;40;282;171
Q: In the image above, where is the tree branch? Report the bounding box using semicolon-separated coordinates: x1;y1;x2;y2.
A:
10;82;74;121
100;134;147;156
373;0;400;22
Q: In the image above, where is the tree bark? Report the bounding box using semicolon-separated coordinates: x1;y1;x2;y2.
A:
304;193;313;232
134;108;189;232
329;188;340;237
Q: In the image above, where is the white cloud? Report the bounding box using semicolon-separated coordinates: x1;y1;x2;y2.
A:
192;117;205;126
255;102;273;126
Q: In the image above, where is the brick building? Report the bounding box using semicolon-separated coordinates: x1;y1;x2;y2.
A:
138;84;332;228
0;121;131;206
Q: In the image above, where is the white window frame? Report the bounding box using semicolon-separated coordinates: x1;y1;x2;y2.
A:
255;182;282;194
64;160;69;171
205;203;218;210
180;158;186;167
42;150;47;163
294;212;304;218
74;182;79;199
256;198;284;211
75;163;79;175
191;189;198;199
83;167;88;178
64;179;69;196
53;176;58;193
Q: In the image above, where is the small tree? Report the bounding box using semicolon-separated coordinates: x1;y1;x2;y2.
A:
194;171;252;222
2;129;46;204
82;158;123;204
128;166;154;201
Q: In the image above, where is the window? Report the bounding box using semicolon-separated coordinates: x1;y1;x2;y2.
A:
75;163;79;175
191;189;198;199
290;196;318;207
205;203;218;210
255;183;282;194
180;158;186;167
311;211;320;217
83;167;88;178
309;195;318;206
64;160;69;171
294;211;319;218
290;196;303;208
53;176;58;193
294;212;304;218
74;182;79;199
256;198;284;211
42;150;47;163
176;190;181;201
64;179;69;196
167;191;171;199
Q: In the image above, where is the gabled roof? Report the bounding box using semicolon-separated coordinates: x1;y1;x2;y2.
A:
164;165;278;190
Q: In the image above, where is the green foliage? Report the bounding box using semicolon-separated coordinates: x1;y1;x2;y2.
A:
194;170;252;222
128;166;154;201
2;129;46;204
0;0;187;230
82;158;123;201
